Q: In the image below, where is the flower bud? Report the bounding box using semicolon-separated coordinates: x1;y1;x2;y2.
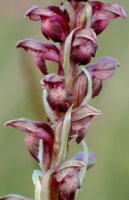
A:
41;74;74;114
71;28;97;65
73;71;88;107
55;159;85;200
71;105;101;143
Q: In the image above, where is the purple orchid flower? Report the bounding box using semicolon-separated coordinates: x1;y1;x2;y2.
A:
26;5;70;43
17;39;60;74
5;118;54;170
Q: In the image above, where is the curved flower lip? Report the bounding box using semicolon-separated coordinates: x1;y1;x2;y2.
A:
4;118;54;147
16;39;60;63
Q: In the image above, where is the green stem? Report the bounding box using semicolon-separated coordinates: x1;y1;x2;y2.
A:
42;89;56;124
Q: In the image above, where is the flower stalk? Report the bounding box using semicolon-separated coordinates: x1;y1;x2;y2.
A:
1;0;126;200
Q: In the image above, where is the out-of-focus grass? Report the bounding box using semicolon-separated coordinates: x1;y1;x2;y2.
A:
0;0;129;199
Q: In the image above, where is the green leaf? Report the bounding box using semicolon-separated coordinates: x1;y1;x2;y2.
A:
32;170;42;200
42;89;56;124
79;140;89;185
85;2;92;28
41;168;55;200
80;66;92;106
63;28;78;76
38;140;44;172
76;140;88;197
58;105;73;164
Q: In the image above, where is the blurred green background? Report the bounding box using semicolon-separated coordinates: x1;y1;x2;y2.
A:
0;0;129;199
